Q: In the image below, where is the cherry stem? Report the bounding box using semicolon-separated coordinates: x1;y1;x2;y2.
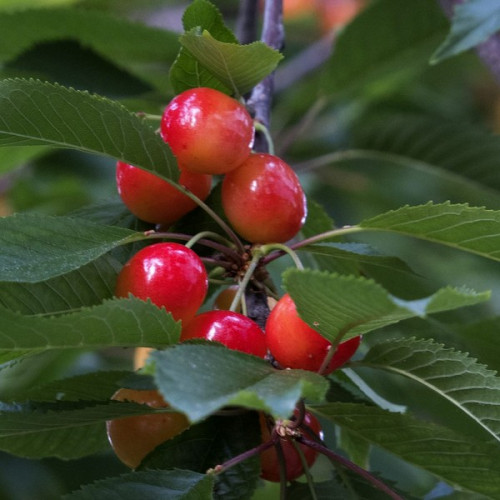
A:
291;440;318;500
144;231;244;264
260;243;304;270
297;436;404;500
261;225;363;266
229;251;263;313
160;176;246;254
207;435;277;476
185;231;234;249
254;121;275;155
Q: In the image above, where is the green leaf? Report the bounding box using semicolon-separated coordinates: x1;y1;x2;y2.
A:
0;213;141;282
323;0;448;95
0;8;180;92
64;470;214;500
11;370;131;403
170;0;237;94
313;402;500;498
360;202;500;261
0;78;178;179
283;269;489;342
179;30;283;96
0;255;120;314
141;412;261;500
152;344;328;422
0;399;160;459
432;0;500;63
358;337;500;444
0;297;180;352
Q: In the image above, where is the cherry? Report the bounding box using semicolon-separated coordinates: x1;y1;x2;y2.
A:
181;310;267;358
260;409;322;482
115;242;208;324
316;0;365;33
160;87;254;175
265;294;361;374
221;153;307;243
116;161;211;226
106;388;189;469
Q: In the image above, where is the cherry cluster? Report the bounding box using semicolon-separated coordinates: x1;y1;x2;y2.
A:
107;87;361;482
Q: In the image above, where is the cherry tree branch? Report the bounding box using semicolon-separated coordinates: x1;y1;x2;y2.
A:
247;0;284;152
438;0;500;84
236;0;259;45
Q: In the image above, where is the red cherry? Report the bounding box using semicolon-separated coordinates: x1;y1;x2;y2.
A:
116;161;211;226
260;409;322;482
221;153;307;243
265;294;361;374
115;242;208;324
106;388;189;469
160;87;254;175
181;310;267;358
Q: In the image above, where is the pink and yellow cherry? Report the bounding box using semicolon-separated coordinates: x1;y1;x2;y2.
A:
160;87;254;175
106;388;189;469
260;409;322;482
265;294;361;374
181;310;267;358
116;161;211;226
316;0;366;33
221;153;307;243
115;242;208;324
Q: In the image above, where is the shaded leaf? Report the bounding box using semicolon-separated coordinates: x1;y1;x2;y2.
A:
0;78;178;180
432;0;500;63
64;469;214;500
0;145;50;175
0;399;161;459
0;213;141;282
152;344;328;422
283;269;489;342
358;337;500;444
0;297;181;351
314;402;500;498
323;0;448;95
0;8;179;92
141;412;261;500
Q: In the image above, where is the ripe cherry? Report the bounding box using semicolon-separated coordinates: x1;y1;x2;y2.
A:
115;242;208;324
260;409;322;482
265;294;361;374
160;87;254;175
106;388;189;469
221;153;307;243
116;161;211;226
181;310;267;358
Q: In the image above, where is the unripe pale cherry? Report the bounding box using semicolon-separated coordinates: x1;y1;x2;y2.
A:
221;153;307;243
160;87;254;175
116;161;211;226
115;242;208;324
259;409;322;482
181;310;267;358
265;294;361;374
106;388;189;469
